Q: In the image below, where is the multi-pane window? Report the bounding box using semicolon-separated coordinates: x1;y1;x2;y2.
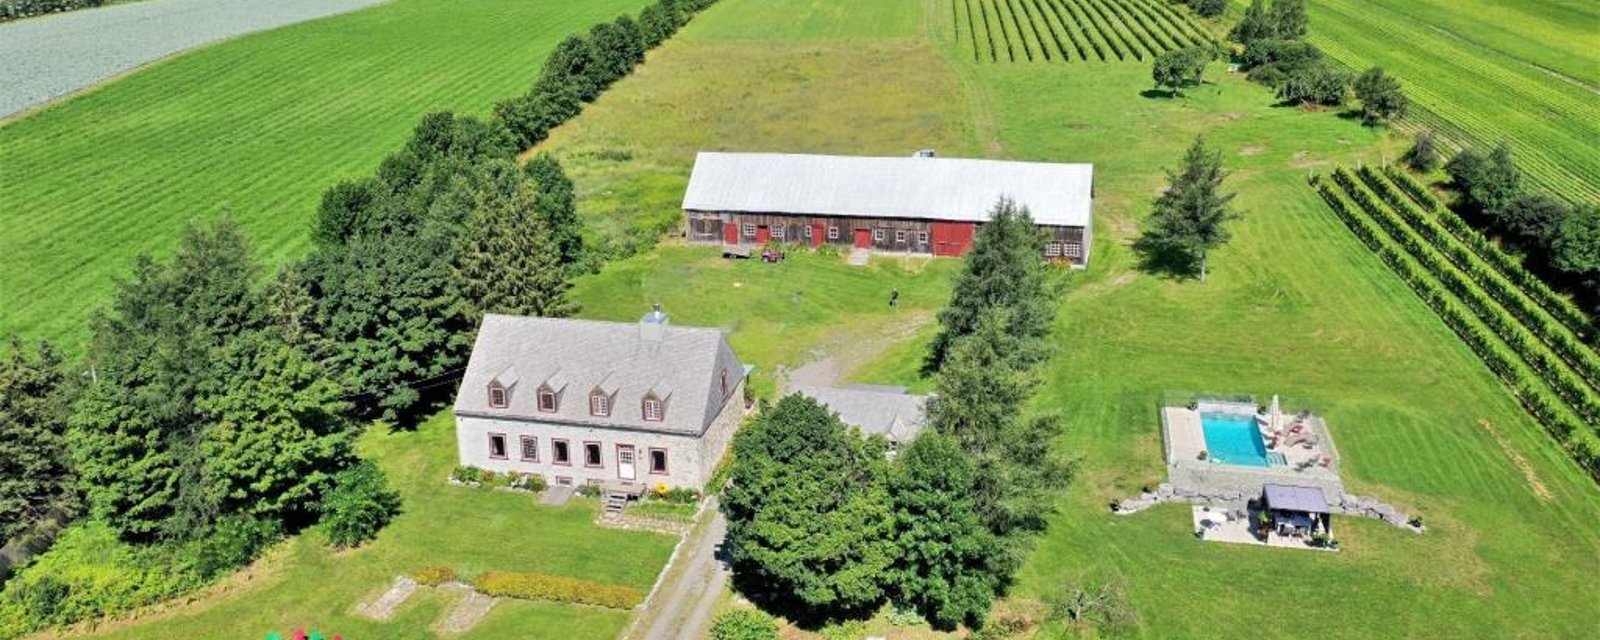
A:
917;231;929;244
771;226;785;240
803;226;813;239
649;449;669;474
584;442;603;467
520;436;539;462
743;223;756;237
895;230;906;243
552;439;571;465
1063;242;1083;258
590;393;611;417
643;398;664;421
488;385;507;408
873;229;885;242
827;226;840;240
1044;242;1063;257
488;433;508;459
537;390;557;412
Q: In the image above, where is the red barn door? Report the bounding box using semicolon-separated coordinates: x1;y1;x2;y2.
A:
755;226;771;244
853;228;871;249
811;224;824;248
931;221;976;256
723;221;738;245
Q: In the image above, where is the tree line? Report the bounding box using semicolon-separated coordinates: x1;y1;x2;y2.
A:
720;201;1073;631
1226;0;1405;124
0;0;720;633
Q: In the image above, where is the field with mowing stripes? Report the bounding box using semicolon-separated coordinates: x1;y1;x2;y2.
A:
951;0;1213;63
1300;0;1600;201
0;0;649;348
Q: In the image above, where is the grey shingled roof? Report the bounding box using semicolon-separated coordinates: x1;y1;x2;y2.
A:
453;314;744;435
682;152;1094;228
1263;484;1331;514
793;385;929;443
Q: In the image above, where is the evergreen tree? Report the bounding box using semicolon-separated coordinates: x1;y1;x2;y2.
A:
1353;66;1407;124
196;333;353;525
454;182;577;320
525;153;584;267
890;433;1005;630
926;198;1054;369
721;394;895;621
1406;131;1440;172
1136;136;1240;280
0;339;73;541
1229;0;1275;43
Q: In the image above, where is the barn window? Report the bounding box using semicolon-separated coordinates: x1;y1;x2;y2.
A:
552;439;571;465
520;436;539;462
537;389;557;412
643;396;664;421
873;229;885;242
917;231;929;244
584;442;603;468
649;449;669;474
803;226;813;239
1063;242;1083;258
488;384;507;408
590;392;611;417
772;226;785;240
742;223;756;237
895;230;906;243
488;433;508;460
1045;242;1063;257
827;226;840;240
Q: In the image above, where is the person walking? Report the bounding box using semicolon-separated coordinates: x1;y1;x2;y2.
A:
889;287;899;309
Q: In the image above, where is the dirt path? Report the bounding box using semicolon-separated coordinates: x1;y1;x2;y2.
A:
629;498;729;640
778;310;934;394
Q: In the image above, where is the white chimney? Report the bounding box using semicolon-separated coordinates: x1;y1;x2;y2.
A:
639;302;668;344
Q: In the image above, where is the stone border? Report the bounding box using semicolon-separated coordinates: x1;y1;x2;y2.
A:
1113;483;1425;534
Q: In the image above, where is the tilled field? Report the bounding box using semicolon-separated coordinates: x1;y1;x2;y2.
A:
0;0;384;118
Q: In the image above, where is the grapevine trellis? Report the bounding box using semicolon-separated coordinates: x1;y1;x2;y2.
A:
952;0;1214;64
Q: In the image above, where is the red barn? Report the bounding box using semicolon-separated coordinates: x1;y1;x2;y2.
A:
682;152;1093;266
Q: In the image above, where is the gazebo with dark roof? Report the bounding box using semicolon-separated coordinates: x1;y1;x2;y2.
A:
1262;484;1332;538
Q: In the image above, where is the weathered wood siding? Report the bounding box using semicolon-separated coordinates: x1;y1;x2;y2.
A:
685;210;1088;266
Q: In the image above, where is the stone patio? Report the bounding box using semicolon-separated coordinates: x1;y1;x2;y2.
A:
1190;506;1336;552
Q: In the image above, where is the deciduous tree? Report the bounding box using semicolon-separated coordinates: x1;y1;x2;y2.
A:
1353;66;1407;124
1493;192;1568;250
1406;131;1439;173
525;153;584;268
1152;47;1211;95
890;433;1005;630
1553;204;1600;277
1445;144;1521;216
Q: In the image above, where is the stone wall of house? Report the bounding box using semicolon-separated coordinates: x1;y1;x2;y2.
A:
696;377;748;486
456;414;710;491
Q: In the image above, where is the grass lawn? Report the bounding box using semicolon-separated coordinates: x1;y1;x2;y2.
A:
537;0;1600;637
0;0;650;348
61;412;676;640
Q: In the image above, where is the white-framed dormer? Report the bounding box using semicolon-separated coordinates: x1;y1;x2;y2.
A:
537;369;569;414
590;372;620;418
642;381;672;422
488;365;519;409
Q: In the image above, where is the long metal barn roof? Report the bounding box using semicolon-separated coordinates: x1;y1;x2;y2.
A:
682;152;1094;227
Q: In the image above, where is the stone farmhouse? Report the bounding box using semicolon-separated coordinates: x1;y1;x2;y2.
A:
682;151;1095;266
452;307;749;493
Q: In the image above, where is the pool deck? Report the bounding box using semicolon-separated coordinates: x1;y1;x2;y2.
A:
1161;405;1345;503
1191;506;1336;552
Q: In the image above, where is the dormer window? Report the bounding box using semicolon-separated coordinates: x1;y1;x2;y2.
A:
643;396;664;421
488;384;508;409
537;388;557;412
590;392;611;417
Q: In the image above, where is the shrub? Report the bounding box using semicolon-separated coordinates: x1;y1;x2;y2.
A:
321;461;402;549
180;515;282;579
413;565;458;586
710;608;780;640
576;483;602;498
473;571;642;609
653;486;699;504
451;465;484;484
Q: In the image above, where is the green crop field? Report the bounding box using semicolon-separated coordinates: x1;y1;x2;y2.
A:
951;0;1214;63
0;0;649;348
1298;0;1600;202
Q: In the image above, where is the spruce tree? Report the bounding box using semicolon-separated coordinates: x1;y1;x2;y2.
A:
0;339;73;541
890;433;1005;630
927;198;1054;370
1137;136;1240;281
525;153;584;267
455;182;577;320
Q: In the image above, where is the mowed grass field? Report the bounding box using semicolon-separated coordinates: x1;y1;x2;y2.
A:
534;0;1599;636
1297;0;1600;202
70;413;675;640
0;0;648;348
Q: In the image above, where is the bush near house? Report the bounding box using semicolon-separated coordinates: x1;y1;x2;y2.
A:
472;571;643;609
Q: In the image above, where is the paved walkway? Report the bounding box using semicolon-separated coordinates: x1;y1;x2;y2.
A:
630;498;730;640
0;0;384;118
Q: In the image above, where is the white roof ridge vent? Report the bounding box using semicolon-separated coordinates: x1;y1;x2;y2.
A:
913;149;935;158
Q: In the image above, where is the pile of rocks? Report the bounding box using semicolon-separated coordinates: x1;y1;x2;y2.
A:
1332;494;1425;532
1112;483;1246;514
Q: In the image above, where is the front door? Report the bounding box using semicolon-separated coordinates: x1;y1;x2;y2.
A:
853;228;871;249
616;445;637;481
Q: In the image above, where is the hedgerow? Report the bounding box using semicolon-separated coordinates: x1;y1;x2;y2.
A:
1314;177;1599;480
472;571;643;609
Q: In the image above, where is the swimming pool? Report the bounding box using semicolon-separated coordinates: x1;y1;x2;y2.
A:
1200;413;1270;467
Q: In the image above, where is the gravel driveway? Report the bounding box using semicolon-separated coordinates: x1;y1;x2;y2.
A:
0;0;386;119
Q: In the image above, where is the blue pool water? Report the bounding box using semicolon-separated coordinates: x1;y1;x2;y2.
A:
1200;413;1270;467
